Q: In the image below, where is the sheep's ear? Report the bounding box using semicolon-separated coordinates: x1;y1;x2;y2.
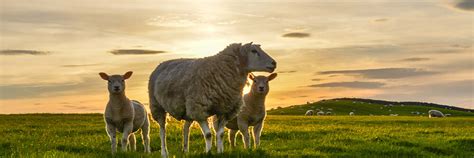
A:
249;73;255;81
99;72;109;80
268;73;277;81
123;71;133;80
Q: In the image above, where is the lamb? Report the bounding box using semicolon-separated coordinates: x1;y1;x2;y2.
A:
305;110;314;116
148;42;276;156
225;73;277;148
428;110;445;118
99;71;151;154
349;112;355;116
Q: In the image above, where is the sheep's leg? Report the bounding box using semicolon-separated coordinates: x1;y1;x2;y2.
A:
141;117;151;153
229;129;237;148
121;121;133;152
129;133;136;151
198;120;212;153
183;120;192;152
237;119;250;149
253;121;264;148
213;116;228;153
106;123;117;154
156;114;168;157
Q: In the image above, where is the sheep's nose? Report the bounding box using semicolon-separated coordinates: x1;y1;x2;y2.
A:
258;87;264;91
113;86;120;91
271;61;276;66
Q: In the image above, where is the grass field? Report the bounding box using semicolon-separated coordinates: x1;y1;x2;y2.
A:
1;114;473;157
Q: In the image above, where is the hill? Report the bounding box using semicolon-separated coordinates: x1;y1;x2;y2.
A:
267;98;474;116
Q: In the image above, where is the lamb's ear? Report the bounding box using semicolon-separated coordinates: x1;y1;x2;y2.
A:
248;73;255;81
123;71;133;80
268;73;277;81
99;72;109;80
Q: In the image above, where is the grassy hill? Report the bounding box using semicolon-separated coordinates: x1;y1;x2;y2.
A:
267;98;474;116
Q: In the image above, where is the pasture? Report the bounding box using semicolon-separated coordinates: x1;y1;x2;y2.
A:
1;114;473;157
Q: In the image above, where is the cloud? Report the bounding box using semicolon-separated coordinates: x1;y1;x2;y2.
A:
398;57;430;62
312;78;324;81
0;49;50;55
282;32;310;38
277;70;297;74
109;49;167;55
61;64;100;67
374;18;388;22
308;81;385;89
318;68;437;79
453;0;474;11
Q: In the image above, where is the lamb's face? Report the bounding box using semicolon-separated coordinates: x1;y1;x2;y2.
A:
249;73;277;95
242;43;276;73
99;71;133;94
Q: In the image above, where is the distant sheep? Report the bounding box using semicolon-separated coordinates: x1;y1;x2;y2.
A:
327;108;333;111
325;111;332;115
389;114;399;116
317;111;325;116
445;114;452;117
349;112;355;116
305;110;314;116
428;110;445;118
226;73;277;148
99;71;151;154
148;42;276;156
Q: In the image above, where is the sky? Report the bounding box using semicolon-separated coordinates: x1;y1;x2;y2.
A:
0;0;473;113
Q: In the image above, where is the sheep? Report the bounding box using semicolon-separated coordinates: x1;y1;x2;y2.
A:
445;114;452;117
317;111;325;116
148;42;276;156
428;110;445;118
389;114;399;116
225;73;277;149
99;71;151;154
325;111;332;115
305;110;314;116
349;112;355;116
327;108;333;111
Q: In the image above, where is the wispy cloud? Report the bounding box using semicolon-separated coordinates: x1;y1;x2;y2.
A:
318;68;437;79
109;49;167;55
61;64;100;67
0;49;50;55
374;18;388;22
398;57;430;62
308;81;385;89
282;32;310;38
277;70;297;74
453;0;474;11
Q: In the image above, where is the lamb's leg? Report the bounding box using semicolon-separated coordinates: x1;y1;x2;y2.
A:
106;123;117;154
253;121;264;148
198;120;212;153
151;103;168;157
229;129;237;148
183;120;192;152
121;121;133;152
129;133;136;151
237;119;250;149
213;116;228;153
141;116;151;153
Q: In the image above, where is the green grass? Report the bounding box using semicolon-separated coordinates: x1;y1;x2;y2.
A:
268;99;474;116
1;114;473;157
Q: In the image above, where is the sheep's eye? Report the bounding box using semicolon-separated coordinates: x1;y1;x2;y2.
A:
108;81;111;83
251;50;258;54
121;80;124;82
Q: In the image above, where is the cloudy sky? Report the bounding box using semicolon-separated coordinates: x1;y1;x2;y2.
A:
0;0;473;113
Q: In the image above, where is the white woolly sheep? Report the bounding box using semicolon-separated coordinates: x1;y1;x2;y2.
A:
226;73;277;149
305;110;314;116
349;112;355;116
148;43;276;156
327;108;333;111
99;71;151;154
428;110;445;118
445;114;452;117
317;111;325;116
325;111;332;115
389;114;399;116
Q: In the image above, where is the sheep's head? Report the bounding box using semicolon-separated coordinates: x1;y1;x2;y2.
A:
248;73;277;95
99;71;133;94
240;42;276;73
